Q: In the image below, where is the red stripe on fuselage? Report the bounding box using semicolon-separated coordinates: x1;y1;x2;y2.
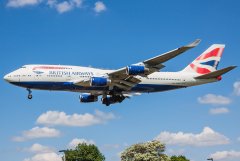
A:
33;66;69;70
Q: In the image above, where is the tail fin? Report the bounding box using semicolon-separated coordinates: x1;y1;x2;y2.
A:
182;44;225;75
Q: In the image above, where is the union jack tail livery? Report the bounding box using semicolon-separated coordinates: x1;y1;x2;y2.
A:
182;44;225;75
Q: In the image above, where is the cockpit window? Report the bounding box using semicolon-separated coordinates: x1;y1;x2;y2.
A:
21;66;26;68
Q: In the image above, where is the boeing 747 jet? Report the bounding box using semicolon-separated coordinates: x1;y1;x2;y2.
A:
4;40;236;106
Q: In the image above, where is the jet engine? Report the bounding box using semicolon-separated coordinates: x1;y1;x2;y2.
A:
126;65;149;75
90;77;111;86
79;94;98;103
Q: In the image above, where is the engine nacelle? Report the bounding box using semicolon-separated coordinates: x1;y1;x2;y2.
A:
80;94;98;103
126;65;149;75
90;77;111;86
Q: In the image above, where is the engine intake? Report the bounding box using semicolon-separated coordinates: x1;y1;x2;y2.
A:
126;65;149;75
90;77;111;86
80;94;98;103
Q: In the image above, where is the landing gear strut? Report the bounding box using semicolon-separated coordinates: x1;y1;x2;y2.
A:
27;88;32;99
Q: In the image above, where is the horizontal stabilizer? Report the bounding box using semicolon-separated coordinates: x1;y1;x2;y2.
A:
195;66;237;79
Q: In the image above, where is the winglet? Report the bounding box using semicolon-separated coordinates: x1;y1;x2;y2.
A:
186;39;201;48
195;66;237;79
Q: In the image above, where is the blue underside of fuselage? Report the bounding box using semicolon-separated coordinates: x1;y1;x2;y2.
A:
9;81;186;93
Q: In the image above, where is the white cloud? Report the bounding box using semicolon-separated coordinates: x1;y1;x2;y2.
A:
7;0;41;7
166;148;185;156
46;0;56;7
12;127;60;142
233;81;240;96
36;110;116;127
210;150;240;160
6;0;107;14
72;0;82;7
24;138;98;161
25;143;55;153
24;152;62;161
198;94;231;105
209;107;229;115
52;0;83;13
55;1;73;13
155;127;230;146
7;0;83;13
94;1;106;13
68;138;95;148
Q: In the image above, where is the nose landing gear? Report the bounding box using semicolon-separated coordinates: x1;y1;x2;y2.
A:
27;88;32;99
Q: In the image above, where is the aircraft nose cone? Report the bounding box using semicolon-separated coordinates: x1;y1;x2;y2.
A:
3;74;10;82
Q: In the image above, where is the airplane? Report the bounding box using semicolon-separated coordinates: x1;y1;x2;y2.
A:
3;39;236;106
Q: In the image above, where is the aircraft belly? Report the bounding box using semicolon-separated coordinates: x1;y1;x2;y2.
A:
10;81;108;92
10;81;186;93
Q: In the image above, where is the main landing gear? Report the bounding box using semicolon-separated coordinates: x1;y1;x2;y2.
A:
27;88;32;99
101;94;126;106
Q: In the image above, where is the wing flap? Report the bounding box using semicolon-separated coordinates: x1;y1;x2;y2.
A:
195;66;237;79
112;76;141;91
112;83;132;91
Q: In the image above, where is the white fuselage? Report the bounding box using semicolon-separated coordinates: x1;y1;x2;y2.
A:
4;64;218;94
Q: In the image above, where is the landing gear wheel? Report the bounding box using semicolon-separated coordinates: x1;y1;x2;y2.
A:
28;94;32;99
27;88;32;100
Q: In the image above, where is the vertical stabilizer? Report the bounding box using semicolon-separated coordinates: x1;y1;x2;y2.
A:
182;44;225;75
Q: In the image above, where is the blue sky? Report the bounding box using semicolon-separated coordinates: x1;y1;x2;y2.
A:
1;0;240;161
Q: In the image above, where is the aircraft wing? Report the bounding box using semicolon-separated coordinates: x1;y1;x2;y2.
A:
73;75;141;91
73;78;91;86
107;39;201;90
143;39;201;66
